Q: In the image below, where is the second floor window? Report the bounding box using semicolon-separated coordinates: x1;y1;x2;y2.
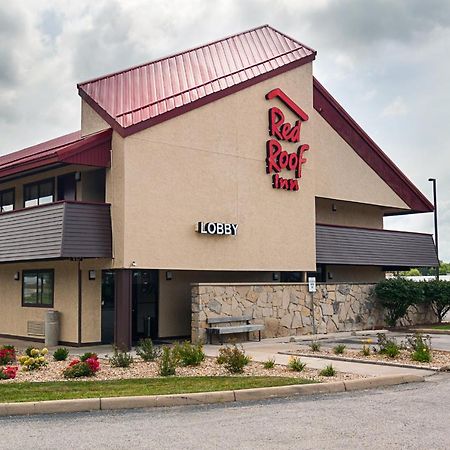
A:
22;270;54;307
0;189;14;212
24;179;54;208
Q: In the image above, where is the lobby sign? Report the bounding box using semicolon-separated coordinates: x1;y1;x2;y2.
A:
196;222;238;236
265;88;310;192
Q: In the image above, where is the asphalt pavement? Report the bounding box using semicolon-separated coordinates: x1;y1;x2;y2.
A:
2;373;449;449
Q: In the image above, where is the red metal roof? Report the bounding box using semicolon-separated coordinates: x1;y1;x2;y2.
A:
0;129;112;180
78;25;316;137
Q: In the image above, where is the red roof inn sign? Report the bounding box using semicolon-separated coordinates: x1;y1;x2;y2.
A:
265;89;309;191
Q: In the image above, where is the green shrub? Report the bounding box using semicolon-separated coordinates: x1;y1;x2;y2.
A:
63;361;94;379
412;347;432;363
309;341;321;352
377;333;400;358
53;348;69;361
109;347;133;368
288;357;306;372
407;333;432;363
263;358;276;369
173;341;205;366
136;338;160;362
361;345;371;356
374;278;423;326
421;280;450;323
333;344;346;355
216;345;251;374
158;346;178;376
320;364;336;377
80;352;97;362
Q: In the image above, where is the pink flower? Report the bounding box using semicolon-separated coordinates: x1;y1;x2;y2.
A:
86;357;100;373
2;366;18;379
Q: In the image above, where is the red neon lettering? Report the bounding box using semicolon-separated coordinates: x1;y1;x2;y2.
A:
290;179;299;191
269;107;302;143
296;144;309;178
272;174;299;191
266;89;310;192
266;88;309;122
269;107;284;140
266;139;282;173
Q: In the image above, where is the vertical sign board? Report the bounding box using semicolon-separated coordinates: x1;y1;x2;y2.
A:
308;276;317;335
308;276;316;293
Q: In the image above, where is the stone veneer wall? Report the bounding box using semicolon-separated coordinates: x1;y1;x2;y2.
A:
191;283;435;343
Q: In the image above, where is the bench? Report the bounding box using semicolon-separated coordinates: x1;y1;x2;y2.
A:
206;316;264;344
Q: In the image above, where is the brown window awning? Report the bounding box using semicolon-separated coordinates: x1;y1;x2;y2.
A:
316;224;438;268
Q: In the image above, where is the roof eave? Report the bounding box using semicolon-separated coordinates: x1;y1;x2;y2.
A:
78;53;316;139
0;129;112;181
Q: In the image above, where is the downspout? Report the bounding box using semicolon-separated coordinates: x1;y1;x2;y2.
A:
78;259;83;346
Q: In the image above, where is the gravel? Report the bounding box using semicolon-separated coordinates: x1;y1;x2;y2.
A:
2;355;364;384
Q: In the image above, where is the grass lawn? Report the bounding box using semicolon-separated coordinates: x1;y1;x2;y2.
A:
427;324;450;330
0;376;316;403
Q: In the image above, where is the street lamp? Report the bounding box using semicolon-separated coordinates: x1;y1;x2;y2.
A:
428;178;439;280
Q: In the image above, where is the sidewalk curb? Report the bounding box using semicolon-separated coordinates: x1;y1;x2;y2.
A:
0;374;424;417
410;329;450;335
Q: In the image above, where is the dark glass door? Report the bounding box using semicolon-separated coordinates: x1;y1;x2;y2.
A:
57;173;76;201
132;270;158;342
101;270;115;344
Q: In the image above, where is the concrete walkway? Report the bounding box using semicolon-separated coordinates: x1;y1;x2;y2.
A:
203;338;435;377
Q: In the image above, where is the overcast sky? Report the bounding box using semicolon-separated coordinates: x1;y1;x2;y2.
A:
1;0;449;261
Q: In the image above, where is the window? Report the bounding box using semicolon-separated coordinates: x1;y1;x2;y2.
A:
22;270;54;307
24;179;54;208
0;189;14;212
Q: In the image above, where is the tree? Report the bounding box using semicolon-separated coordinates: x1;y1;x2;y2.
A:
422;280;450;323
374;278;423;327
399;268;421;276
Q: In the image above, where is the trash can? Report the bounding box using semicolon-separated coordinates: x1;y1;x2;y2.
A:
45;310;60;347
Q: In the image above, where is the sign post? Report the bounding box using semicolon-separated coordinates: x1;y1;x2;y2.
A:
308;277;317;335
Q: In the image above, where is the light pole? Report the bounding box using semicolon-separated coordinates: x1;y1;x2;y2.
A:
428;178;439;280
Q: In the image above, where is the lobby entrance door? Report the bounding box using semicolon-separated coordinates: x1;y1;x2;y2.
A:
132;270;158;342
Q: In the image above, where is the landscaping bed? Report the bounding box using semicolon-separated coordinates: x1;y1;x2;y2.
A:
289;333;450;371
289;347;450;370
1;355;360;384
0;341;363;403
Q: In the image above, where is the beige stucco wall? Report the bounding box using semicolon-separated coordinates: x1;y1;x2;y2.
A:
0;261;78;343
99;61;414;273
106;132;126;266
80;259;110;343
81;100;110;136
0;259;107;344
312;110;409;210
116;63;317;272
316;198;384;228
158;270;276;337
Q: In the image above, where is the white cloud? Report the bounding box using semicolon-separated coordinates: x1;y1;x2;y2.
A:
382;96;409;117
